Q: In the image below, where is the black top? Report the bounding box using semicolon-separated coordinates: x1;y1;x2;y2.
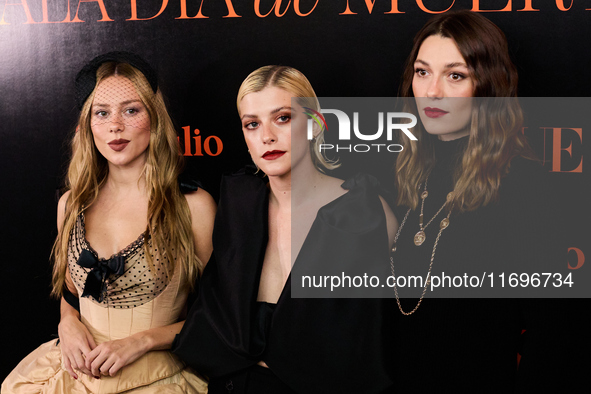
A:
172;168;396;393
390;137;585;392
392;136;551;284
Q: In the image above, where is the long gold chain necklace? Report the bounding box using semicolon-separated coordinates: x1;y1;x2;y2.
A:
390;178;454;315
414;178;454;246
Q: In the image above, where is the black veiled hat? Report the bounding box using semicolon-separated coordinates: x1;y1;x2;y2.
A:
74;51;158;110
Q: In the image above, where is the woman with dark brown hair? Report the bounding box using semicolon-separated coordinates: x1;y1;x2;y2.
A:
389;10;582;392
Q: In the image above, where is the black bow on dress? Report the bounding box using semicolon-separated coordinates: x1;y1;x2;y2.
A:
77;249;126;302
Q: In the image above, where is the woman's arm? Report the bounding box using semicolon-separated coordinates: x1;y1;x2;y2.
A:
55;191;98;379
185;187;216;265
59;294;97;379
85;187;216;377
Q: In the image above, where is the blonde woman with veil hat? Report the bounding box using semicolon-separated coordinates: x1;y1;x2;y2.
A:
3;51;215;394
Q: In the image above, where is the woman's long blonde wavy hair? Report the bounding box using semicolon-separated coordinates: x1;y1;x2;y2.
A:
51;62;201;298
237;65;339;172
396;11;535;212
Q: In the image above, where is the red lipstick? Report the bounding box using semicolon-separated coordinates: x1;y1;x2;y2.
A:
262;150;286;160
424;107;449;118
108;139;130;151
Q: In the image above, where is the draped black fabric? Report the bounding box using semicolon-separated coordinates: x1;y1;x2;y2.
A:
172;168;396;393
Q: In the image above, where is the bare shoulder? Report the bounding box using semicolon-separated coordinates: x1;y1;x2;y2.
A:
57;190;72;231
183;188;216;219
57;190;71;213
183;188;216;265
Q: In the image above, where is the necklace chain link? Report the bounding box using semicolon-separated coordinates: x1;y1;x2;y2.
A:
390;177;454;315
414;178;453;246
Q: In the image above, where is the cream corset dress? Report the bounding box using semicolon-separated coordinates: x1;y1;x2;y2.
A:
2;214;207;394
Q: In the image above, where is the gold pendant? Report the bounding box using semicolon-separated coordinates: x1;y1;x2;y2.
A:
440;218;450;229
414;231;426;246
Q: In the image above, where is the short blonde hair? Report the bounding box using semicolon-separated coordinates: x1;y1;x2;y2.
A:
237;65;339;171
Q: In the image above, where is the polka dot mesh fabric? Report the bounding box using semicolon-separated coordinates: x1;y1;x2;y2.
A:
68;213;170;309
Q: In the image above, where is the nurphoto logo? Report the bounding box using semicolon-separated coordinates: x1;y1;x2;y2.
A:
306;108;417;153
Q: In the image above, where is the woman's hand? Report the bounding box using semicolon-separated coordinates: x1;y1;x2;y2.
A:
58;297;97;379
84;321;184;377
85;334;149;377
